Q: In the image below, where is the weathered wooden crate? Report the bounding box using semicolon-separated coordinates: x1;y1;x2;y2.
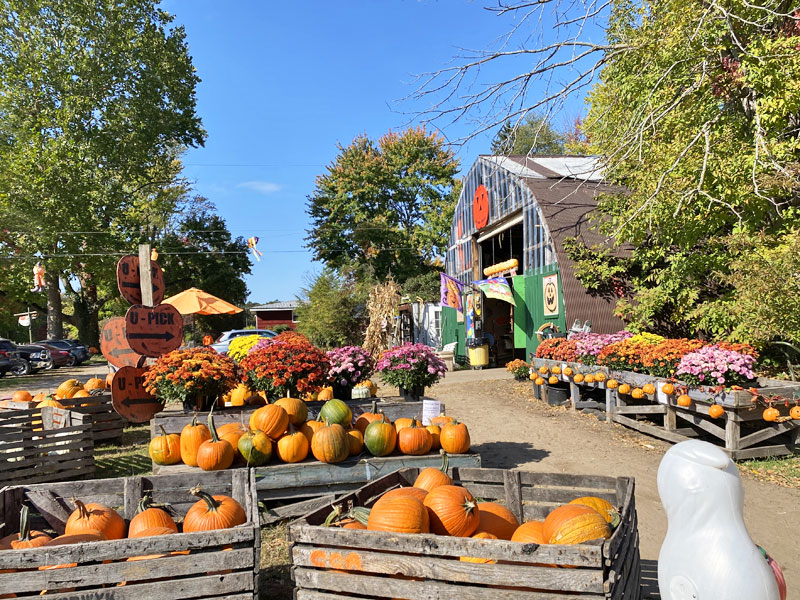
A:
0;469;259;599
0;406;95;485
1;392;125;444
289;466;640;599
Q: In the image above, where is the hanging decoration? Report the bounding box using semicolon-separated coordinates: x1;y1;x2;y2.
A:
440;273;464;318
473;276;516;306
483;258;518;277
247;236;263;262
31;262;46;292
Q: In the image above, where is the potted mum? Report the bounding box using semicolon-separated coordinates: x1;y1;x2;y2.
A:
326;345;374;400
375;343;447;401
143;347;237;412
505;359;530;381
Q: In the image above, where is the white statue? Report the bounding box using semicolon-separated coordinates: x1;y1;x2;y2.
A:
657;440;781;600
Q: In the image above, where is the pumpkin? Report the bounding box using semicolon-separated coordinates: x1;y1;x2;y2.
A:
39;529;105;591
66;500;126;540
677;394;692;407
275;396;309;425
548;375;558;384
0;506;51;549
642;383;656;395
72;389;91;398
229;383;257;407
277;425;310;463
534;377;545;386
218;422;249;461
460;531;498;564
662;383;675;395
594;372;606;382
617;383;631;395
238;430;273;466
351;385;370;400
317;386;334;401
367;495;430;534
424;485;480;537
84;377;106;391
511;520;546;544
304;389;319;402
583;374;595;384
183;486;247;532
319;398;352;426
180;413;211;467
32;391;46;403
550;366;562;375
430;413;455;428
763;407;780;422
381;487;428;503
709;404;725;419
568;497;619;525
299;417;325;444
128;526;177;539
10;390;32;403
538;366;549;375
346;427;364;456
440;420;470;454
426;424;441;450
414;450;452;492
56;379;84;399
606;379;618;389
562;367;574;377
196;406;235;471
149;425;182;465
105;372;115;387
128;495;178;537
354;401;383;434
543;504;609;544
475;502;519;540
364;414;397;457
250;403;290;439
573;373;585;383
790;406;800;420
631;387;645;399
394;417;414;433
398;420;433;455
341;520;367;530
311;422;350;463
356;379;378;397
36;396;63;409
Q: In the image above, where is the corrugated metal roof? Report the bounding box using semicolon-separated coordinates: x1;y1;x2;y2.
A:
251;300;300;311
523;155;606;181
480;155;548;179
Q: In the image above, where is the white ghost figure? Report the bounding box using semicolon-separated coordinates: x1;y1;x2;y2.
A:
657;440;780;600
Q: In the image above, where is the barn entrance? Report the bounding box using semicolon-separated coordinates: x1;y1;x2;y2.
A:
478;219;525;365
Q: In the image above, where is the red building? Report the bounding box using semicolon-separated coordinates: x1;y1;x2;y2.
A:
253;300;299;331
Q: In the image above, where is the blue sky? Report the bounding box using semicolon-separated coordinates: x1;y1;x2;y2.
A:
161;1;592;303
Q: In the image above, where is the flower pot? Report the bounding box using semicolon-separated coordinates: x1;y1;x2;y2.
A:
399;385;425;402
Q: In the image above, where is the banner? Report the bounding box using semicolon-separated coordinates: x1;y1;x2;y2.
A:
473;276;516;306
440;273;464;315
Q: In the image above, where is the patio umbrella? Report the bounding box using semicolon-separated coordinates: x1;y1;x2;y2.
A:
161;287;243;315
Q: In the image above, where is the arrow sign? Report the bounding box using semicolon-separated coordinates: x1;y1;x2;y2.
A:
125;304;183;357
111;366;164;423
117;255;165;305
100;317;144;369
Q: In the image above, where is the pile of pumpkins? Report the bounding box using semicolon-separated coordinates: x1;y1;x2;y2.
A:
4;377;108;410
150;397;471;471
327;465;618;559
0;488;246;594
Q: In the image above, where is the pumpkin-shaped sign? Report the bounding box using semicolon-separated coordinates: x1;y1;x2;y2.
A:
116;255;165;305
473;184;489;230
124;304;183;357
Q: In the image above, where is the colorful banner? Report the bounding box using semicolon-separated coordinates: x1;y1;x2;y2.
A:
440;273;464;315
473;276;516;306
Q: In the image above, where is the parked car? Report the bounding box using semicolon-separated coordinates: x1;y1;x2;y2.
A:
37;339;90;366
35;342;73;368
1;340;53;375
0;339;22;378
210;329;276;354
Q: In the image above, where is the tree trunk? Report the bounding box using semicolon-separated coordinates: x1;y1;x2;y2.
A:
73;283;101;348
45;269;63;339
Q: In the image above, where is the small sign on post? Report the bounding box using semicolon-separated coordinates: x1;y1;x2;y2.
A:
124;304;183;357
100;317;144;368
116;255;165;305
421;399;442;426
111;365;164;423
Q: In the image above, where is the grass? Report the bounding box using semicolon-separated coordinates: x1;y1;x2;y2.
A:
260;522;293;598
739;452;800;487
93;423;152;479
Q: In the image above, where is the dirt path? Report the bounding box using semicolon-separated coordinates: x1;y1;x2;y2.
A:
427;369;798;597
0;361;110;397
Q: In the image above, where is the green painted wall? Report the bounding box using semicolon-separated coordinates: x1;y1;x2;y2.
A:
441;306;466;357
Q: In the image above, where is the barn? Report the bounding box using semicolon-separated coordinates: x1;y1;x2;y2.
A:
441;155;626;364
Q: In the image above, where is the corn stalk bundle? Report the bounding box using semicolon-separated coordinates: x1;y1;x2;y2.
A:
363;279;400;358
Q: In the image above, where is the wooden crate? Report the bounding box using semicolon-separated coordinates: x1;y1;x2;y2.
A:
0;406;95;485
0;469;259;599
1;392;125;444
289;467;640;599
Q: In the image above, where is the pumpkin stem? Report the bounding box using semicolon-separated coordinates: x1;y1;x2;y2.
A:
18;505;31;542
439;449;449;474
207;402;220;443
323;505;342;527
189;485;220;513
158;424;171;439
370;400;377;414
190;412;198;427
72;498;90;520
136;493;154;514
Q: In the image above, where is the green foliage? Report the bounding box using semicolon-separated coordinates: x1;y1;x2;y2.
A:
273;324;291;334
306;127;459;283
562;237;632;295
294;269;368;349
401;270;442;303
491;114;565;155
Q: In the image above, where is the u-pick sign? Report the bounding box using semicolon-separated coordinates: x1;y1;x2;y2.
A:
125;304;183;357
111;366;164;423
100;317;143;369
117;255;165;305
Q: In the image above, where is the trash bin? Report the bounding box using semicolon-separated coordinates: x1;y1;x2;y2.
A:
466;337;489;369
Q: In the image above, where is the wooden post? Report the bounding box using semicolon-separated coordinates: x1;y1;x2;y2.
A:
605;388;613;424
569;382;579;410
725;417;740;454
138;243;154;307
532;381;541;400
664;404;677;432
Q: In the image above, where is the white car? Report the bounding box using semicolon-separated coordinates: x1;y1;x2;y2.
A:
210;329;276;354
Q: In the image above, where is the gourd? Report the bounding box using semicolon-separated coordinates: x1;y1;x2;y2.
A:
423;485;480;537
617;383;631;395
364;415;397;457
606;379;618;389
183;486;246;532
642;383;656;395
475;502;519;540
277;425;310;463
238;430;273;466
367;496;430;534
413;450;452;492
250;403;290;439
397;419;433;455
534;377;545;385
66;500;126;540
180;413;211;467
594;372;606;382
583;374;595;384
311;421;350;463
573;373;585;383
274;396;309;425
662;383;675;395
763;407;780;422
440;420;470;454
548;375;558;384
319;399;352;426
196;406;235;471
128;494;178;537
351;385;370;400
149;425;182;465
790;405;800;420
631;388;645;399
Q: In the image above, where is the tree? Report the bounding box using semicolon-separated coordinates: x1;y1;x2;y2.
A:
0;0;205;341
306;127;460;284
491;114;565;155
294;269;367;349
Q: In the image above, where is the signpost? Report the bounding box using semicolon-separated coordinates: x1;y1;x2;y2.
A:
13;308;38;343
116;255;165;305
100;317;143;369
110;365;164;423
124;304;183;357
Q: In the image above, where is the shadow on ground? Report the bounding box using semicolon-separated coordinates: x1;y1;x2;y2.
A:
94;454;151;478
641;558;660;599
471;440;550;468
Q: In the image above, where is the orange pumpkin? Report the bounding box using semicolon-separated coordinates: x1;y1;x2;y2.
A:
299;417;325;444
631;388;645;399
128;495;178;537
317;386;334;401
534;377;545;386
617;383;631;395
218;422;249;461
426;424;441;450
10;390;32;403
546;505;610;545
149;425;182;465
277;425;310;463
548;375;559;385
763;407;780;422
56;379;84;399
423;485;480;537
594;372;606;382
398;420;433;455
311;422;350;463
573;373;585;383
250;404;290;440
413;450;452;492
0;506;51;549
128;526;178;539
196;407;235;471
274;396;309;426
380;487;428;503
475;502;519;540
568;496;618;525
642;383;656;395
583;374;595;384
550;366;562;375
367;495;430;534
605;379;618;389
183;486;247;532
36;396;63;409
229;383;256;407
354;401;383;434
440;420;470;454
66;500;126;540
460;531;498;564
346;427;364;456
790;406;800;420
72;389;91;398
677;394;692;407
105;372;115;387
511;520;546;544
429;413;454;428
180;413;211;467
393;417;415;433
662;383;675;395
708;404;725;419
562;367;574;377
84;377;106;391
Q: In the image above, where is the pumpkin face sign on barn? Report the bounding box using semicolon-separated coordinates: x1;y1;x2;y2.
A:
473;185;489;230
124;304;183;357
